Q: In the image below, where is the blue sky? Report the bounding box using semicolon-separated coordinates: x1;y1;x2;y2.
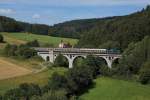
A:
0;0;150;25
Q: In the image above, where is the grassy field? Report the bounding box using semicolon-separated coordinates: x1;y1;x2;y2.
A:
0;67;67;95
0;58;31;80
0;32;72;95
0;32;78;47
80;77;150;100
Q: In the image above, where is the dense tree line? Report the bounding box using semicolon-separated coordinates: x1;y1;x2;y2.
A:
114;36;150;83
0;16;50;35
49;5;150;51
3;40;39;59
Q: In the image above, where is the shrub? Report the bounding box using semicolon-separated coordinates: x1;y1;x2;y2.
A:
26;40;40;47
31;90;68;100
17;45;36;58
4;83;41;100
48;72;67;90
3;44;17;56
3;44;36;59
66;66;93;95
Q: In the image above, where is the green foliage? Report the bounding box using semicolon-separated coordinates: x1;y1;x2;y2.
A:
98;41;120;50
66;66;93;94
3;44;17;56
4;83;41;100
0;16;49;35
100;65;112;76
3;43;36;59
26;40;40;47
16;44;36;59
139;61;150;84
84;56;100;77
73;57;85;67
117;36;150;78
48;72;67;90
0;34;4;43
31;90;68;100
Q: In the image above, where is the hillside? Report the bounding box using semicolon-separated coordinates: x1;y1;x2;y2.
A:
80;77;150;100
0;16;50;35
0;32;78;47
49;5;150;50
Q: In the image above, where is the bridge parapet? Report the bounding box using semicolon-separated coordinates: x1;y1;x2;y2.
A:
34;48;120;54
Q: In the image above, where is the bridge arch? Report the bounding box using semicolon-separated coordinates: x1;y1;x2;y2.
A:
95;56;108;66
111;57;120;68
53;54;69;67
72;55;86;67
46;56;50;61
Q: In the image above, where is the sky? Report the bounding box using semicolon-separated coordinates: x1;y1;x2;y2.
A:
0;0;150;25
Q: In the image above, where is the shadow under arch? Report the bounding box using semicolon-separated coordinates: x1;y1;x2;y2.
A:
54;54;69;67
73;56;86;67
95;56;108;67
112;58;120;68
46;56;50;61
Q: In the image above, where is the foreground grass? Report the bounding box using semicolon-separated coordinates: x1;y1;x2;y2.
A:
0;32;78;47
80;77;150;100
0;67;67;95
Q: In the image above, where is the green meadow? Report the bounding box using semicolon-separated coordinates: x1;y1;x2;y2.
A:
80;77;150;100
0;32;78;47
0;68;67;95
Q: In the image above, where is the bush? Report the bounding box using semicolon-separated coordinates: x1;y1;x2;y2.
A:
3;44;37;59
116;36;150;78
31;90;68;100
26;40;40;47
4;83;41;100
139;61;150;84
48;72;67;90
100;65;112;76
3;44;17;56
66;66;93;95
17;44;36;58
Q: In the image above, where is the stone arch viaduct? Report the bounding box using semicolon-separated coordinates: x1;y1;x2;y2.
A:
34;48;122;68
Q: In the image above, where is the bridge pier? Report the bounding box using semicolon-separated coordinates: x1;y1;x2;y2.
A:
102;56;119;68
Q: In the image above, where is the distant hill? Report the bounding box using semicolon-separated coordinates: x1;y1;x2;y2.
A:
49;5;150;50
0;16;50;35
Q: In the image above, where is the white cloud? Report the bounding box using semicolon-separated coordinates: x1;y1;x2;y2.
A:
0;8;15;14
32;14;41;19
